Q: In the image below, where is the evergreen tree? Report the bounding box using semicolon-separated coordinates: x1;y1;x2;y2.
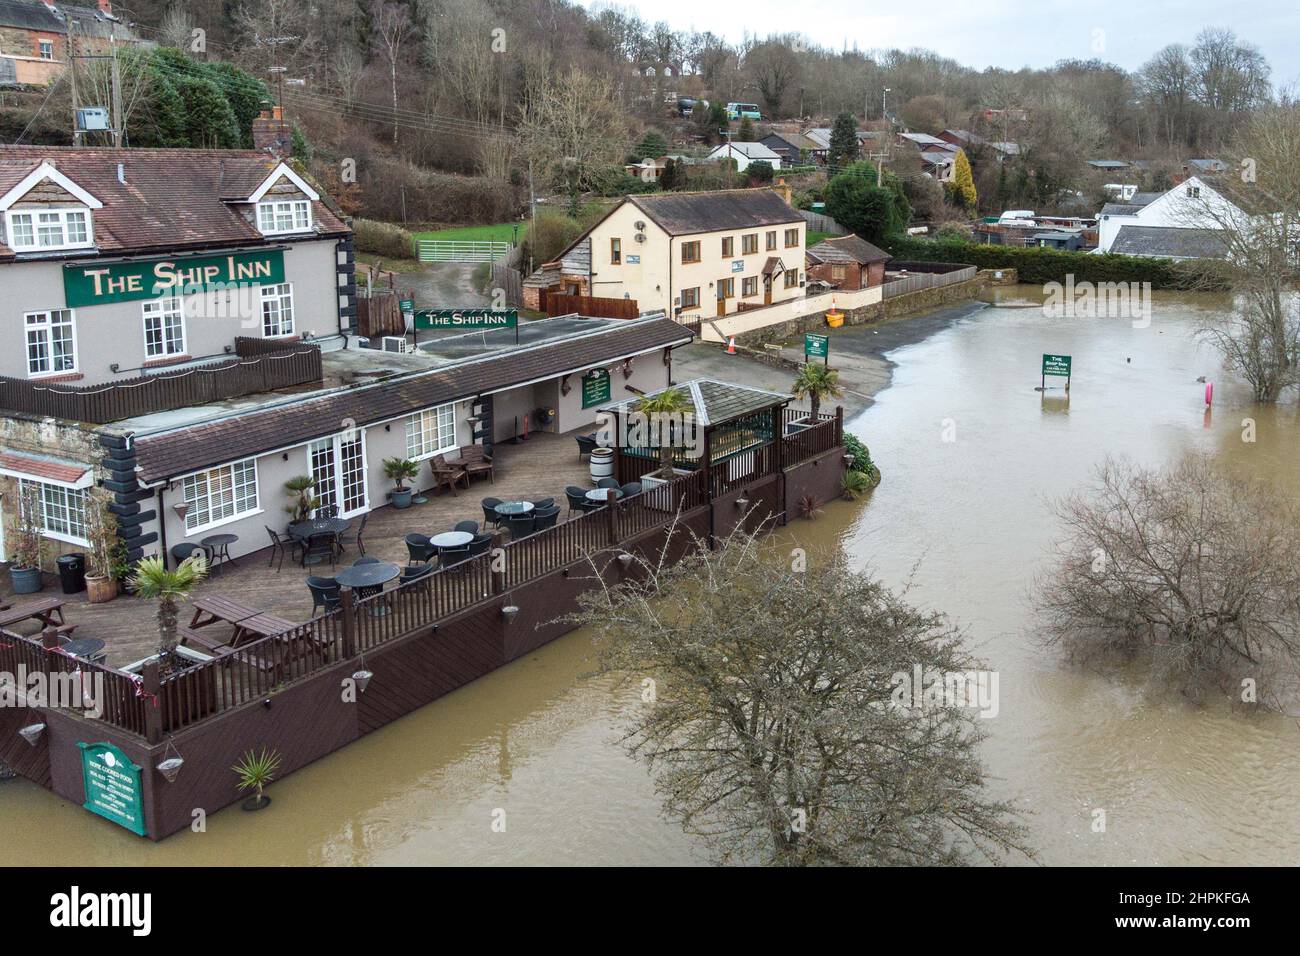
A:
946;149;978;211
825;162;911;243
630;129;668;162
828;111;859;170
738;116;755;142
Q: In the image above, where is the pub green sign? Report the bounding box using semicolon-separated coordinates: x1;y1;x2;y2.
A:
1042;353;1072;377
63;250;285;308
582;368;611;408
78;741;146;836
414;309;517;331
804;333;829;360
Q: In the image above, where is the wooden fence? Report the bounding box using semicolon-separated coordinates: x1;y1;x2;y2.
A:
800;209;848;236
881;263;978;298
782;410;840;466
0;341;322;424
541;292;640;319
489;260;524;308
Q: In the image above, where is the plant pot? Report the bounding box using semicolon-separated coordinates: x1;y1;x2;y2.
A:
85;574;119;604
825;310;844;328
9;566;42;594
241;795;271;812
391;488;413;509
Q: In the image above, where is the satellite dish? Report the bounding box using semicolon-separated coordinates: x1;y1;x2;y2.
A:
634;220;647;231
634;233;646;243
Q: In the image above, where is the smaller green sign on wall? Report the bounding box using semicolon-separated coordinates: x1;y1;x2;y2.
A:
79;741;146;836
582;368;611;408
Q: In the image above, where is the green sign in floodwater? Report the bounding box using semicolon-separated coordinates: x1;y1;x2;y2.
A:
78;741;146;836
582;368;611;408
414;309;517;331
1042;353;1072;377
805;333;829;359
63;250;285;308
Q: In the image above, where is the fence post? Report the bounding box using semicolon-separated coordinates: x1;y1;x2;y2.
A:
142;660;163;745
606;495;618;546
835;406;844;446
340;589;356;658
41;625;60;649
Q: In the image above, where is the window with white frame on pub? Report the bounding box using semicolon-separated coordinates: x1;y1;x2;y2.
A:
19;479;89;544
180;459;259;533
39;40;53;59
142;297;186;358
260;283;294;336
256;199;312;234
405;403;457;459
6;208;91;251
25;309;76;377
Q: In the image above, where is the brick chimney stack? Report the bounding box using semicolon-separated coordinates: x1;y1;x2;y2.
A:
97;0;113;14
253;106;292;160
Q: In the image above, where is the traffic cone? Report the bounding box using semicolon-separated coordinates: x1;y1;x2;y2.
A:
727;337;737;354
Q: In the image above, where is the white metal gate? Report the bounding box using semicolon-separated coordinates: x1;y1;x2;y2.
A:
417;240;511;263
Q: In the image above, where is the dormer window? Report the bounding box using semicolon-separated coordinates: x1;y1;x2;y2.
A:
257;199;312;235
5;208;93;251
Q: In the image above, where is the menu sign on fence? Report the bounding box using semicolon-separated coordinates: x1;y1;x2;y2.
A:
79;741;146;836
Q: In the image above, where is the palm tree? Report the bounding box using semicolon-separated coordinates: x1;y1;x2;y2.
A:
792;362;844;421
636;387;695;479
129;554;207;658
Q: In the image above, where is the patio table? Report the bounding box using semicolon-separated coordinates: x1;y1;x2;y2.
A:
431;531;474;549
189;595;259;630
62;637;106;660
336;561;402;616
288;517;349;539
494;501;535;517
585;488;622;504
200;532;239;573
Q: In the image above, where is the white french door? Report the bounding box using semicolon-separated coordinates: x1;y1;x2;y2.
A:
308;432;368;518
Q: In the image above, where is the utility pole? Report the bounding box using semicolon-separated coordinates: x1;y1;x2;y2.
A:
110;39;123;147
67;21;80;145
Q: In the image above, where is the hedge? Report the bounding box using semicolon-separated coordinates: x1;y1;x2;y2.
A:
353;218;416;260
883;236;1202;289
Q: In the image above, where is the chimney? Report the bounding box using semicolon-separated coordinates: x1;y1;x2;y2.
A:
252;106;292;160
774;177;792;206
97;0;113;15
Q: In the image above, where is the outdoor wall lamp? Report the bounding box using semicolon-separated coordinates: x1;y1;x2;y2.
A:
561;567;569;577
501;605;520;621
110;363;120;373
282;453;289;461
18;723;45;747
262;698;272;709
844;453;857;467
223;345;234;354
157;738;184;784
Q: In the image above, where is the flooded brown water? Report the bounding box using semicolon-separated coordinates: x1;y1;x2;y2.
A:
4;288;1298;865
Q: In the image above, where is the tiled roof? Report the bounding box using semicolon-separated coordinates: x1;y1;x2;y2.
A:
1110;225;1228;260
132;318;693;482
1129;192;1162;206
0;146;348;259
1100;203;1143;216
627;188;801;237
807;234;891;265
0;449;89;485
0;0;61;31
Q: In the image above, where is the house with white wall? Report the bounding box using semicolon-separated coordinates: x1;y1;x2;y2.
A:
1096;176;1240;255
704;141;782;172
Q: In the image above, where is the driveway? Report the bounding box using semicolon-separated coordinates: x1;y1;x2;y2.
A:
399;262;492;309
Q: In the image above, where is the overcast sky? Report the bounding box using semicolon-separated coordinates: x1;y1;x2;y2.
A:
582;0;1300;91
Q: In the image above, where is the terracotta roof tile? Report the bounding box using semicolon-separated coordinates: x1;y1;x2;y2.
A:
0;450;89;485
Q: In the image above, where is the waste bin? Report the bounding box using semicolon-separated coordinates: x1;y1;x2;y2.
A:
56;553;86;594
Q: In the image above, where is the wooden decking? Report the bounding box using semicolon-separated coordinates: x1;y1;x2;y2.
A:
0;430;596;668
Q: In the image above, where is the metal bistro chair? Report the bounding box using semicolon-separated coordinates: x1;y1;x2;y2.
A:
565;486;588;516
170;542;211;568
597;477;621;491
454;520;481;534
405;533;437;564
307;576;342;616
400;563;435;585
438;543;471;568
575;433;597;460
530;497;555;511
317;504;339;519
265;527;301;572
532;506;560;533
336;513;368;556
481;497;503;528
353;555;380;566
302;533;337;568
467;533;494;560
619;482;643;498
504;512;536;540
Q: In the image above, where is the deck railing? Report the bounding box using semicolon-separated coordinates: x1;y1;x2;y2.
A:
781;411;840;466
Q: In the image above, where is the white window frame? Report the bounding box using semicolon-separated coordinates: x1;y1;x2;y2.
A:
260;282;295;337
4;207;93;252
405;403;458;461
38;40;54;60
256;198;312;236
308;432;369;518
24;308;77;378
19;479;89;546
142;296;187;359
180;458;261;534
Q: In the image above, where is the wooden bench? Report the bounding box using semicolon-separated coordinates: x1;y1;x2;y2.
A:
430;455;469;496
447;445;494;483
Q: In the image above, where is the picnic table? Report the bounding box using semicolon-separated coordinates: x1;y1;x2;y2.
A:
0;597;67;629
188;596;295;649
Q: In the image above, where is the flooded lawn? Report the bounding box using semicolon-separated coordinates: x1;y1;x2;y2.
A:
4;288;1296;865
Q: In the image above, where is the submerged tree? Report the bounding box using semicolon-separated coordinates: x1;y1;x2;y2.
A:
1037;454;1300;703
567;527;1030;865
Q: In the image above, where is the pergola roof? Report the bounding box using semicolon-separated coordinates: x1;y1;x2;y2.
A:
604;378;790;427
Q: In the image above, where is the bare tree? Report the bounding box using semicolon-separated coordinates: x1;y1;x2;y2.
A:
745;38;802;117
565;523;1031;866
370;0;413;144
1186;106;1300;403
233;0;323;79
1037;454;1300;704
332;41;366;108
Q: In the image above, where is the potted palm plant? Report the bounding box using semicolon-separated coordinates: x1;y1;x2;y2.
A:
284;475;319;524
635;387;695;491
234;748;282;811
790;362;844;430
383;457;420;509
124;554;210;678
83;489;122;604
8;482;45;594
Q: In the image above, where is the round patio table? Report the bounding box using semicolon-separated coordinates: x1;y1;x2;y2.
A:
335;561;401;615
585;488;622;504
200;532;239;572
431;531;474;549
62;637;106;660
494;501;535;517
288;517;349;539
